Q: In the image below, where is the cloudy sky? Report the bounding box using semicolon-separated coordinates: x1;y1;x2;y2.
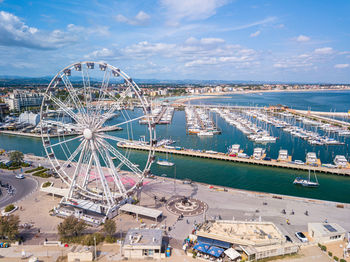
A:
0;0;349;82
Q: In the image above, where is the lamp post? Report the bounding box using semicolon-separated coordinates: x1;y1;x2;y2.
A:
94;236;97;261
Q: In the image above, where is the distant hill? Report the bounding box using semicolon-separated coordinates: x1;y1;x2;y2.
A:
0;75;347;86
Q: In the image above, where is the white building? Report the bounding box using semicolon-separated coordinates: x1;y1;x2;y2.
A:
122;228;165;259
308;223;346;243
19;112;40;126
5;91;43;111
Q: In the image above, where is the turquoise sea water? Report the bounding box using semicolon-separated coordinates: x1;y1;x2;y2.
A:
1;91;350;203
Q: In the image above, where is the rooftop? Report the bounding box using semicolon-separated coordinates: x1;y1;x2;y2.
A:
123;228;163;247
196;220;285;247
309;223;346;236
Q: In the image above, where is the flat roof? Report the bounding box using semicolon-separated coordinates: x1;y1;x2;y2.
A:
119;204;162;219
123;228;162;247
196;220;285;247
308;223;346;236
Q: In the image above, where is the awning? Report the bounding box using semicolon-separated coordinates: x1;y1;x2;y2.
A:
193;242;210;253
119;204;162;219
207;246;224;258
197;236;231;249
224;248;241;260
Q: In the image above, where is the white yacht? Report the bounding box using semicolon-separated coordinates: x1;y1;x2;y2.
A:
278;149;288;161
334;155;348;168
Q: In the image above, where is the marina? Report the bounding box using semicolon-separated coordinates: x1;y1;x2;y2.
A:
117;141;350;176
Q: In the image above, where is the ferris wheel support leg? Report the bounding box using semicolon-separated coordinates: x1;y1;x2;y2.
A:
90;140;115;208
68;140;87;199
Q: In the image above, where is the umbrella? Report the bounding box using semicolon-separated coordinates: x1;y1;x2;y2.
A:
207;246;224;258
193;242;210;252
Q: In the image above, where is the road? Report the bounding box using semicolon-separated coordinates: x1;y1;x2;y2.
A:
0;171;37;209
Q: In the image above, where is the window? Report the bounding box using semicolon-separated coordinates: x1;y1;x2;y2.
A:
148;249;154;256
143;249;149;256
155;249;160;253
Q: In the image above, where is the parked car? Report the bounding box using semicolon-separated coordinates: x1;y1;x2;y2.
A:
15;174;25;179
295;232;308;242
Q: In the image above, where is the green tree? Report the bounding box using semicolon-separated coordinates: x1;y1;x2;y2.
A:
103;219;116;236
9;151;24;166
57;216;86;239
0;215;20;240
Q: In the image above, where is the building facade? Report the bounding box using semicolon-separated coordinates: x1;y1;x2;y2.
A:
5;91;43;111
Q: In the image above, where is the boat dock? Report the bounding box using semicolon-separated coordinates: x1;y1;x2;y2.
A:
117;142;350;176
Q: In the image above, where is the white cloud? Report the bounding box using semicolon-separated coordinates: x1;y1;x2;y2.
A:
87;37;259;71
115;11;150;26
0;11;107;50
185;37;225;45
250;30;260;37
85;48;116;59
221;16;276;32
160;0;228;25
314;47;333;55
334;64;349;69
296;35;310;42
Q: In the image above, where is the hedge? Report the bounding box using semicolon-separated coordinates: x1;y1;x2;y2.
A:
25;166;45;173
334;256;339;261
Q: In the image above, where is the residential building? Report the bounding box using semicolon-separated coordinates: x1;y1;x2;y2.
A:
5;90;43;111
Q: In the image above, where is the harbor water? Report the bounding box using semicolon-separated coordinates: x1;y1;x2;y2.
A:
1;91;350;203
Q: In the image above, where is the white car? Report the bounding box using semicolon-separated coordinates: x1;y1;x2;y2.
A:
15;174;25;179
295;232;308;242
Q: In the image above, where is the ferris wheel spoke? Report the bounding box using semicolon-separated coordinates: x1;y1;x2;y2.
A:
96;133;133;145
94;86;132;128
99;115;146;132
95;139;126;195
60;140;86;172
92;71;112;124
47;94;82;124
61;74;88;124
48;135;83;148
98;138;143;177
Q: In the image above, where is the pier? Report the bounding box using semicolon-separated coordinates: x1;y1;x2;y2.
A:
118;142;350;176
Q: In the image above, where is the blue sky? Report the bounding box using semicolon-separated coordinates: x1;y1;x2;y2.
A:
0;0;349;82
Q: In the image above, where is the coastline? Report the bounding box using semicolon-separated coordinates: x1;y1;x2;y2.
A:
171;88;350;104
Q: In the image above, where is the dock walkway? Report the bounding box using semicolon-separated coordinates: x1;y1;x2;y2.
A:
118;142;350;176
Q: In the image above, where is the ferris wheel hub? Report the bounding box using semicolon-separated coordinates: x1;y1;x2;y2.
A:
83;128;93;140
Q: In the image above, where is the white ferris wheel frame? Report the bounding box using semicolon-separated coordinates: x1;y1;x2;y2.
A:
40;61;156;213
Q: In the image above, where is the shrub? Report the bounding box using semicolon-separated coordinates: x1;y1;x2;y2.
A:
340;259;346;262
321;245;327;251
42;181;52;188
105;235;116;243
5;204;15;212
81;233;104;246
328;251;332;257
318;243;321;248
334;256;339;261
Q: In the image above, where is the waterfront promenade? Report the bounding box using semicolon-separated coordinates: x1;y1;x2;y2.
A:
118;142;350;176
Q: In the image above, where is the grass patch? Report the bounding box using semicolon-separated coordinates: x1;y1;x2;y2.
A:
42;181;52;188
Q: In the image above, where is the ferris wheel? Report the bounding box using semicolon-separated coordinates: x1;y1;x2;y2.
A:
40;61;155;216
